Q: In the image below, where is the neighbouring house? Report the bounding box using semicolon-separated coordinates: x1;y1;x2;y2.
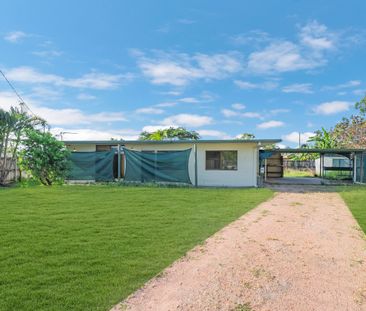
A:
64;139;280;187
314;154;352;177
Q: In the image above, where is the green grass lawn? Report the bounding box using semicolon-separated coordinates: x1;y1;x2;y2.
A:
283;169;315;178
0;185;272;311
339;186;366;234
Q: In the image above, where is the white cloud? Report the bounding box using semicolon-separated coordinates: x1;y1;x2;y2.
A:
353;89;366;96
51;127;139;141
32;107;126;126
322;80;362;91
4;31;28;43
230;30;270;45
282;83;313;94
142;125;171;132
135;107;164;114
270;108;290;115
232;103;246;110
234;80;278;90
77;93;97;101
155;102;177;107
257;120;284;129
299;20;335;50
178;97;200;103
242;112;261;118
247;21;337;74
282;131;315;145
248;41;323;74
160;90;182;96
32;50;63;58
161;113;212;127
222;109;237;117
5;66;130;90
276;143;288;149
31;86;62;101
136;51;242;86
313;101;351;115
0;91;126;126
222;108;261;119
177;92;215;104
198;129;231;139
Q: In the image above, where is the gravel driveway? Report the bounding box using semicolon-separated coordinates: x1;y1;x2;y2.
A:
112;192;366;311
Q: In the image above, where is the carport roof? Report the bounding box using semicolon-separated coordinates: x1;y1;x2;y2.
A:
264;148;365;154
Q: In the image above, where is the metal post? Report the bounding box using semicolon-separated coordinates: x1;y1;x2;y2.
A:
117;144;121;181
362;152;364;183
321;153;324;178
194;144;198;187
264;158;268;182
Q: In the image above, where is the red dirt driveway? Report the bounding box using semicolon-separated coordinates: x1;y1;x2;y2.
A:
112;192;366;311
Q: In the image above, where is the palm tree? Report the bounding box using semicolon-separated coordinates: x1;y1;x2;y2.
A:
0;107;46;184
308;127;337;149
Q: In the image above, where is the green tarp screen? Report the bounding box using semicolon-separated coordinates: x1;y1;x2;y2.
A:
67;151;115;181
355;153;362;183
123;148;192;184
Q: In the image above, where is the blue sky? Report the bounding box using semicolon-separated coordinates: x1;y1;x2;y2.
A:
1;0;365;146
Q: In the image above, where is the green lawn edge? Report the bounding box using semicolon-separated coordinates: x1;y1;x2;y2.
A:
339;186;366;234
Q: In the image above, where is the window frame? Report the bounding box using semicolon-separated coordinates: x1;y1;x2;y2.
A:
205;150;238;171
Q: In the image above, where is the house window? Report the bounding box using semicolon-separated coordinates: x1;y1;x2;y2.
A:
332;158;350;167
206;151;238;170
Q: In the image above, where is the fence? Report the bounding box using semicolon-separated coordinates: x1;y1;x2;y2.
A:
283;160;315;170
0;158;20;184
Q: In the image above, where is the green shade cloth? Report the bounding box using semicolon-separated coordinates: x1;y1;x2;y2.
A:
354;152;366;183
123;148;192;184
67;151;115;181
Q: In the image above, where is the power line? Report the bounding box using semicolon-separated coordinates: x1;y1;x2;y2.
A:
0;68;37;117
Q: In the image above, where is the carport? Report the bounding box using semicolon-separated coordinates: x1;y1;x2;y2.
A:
259;148;366;185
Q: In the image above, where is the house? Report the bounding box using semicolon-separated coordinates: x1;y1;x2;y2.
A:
64;139;281;187
314;154;352;176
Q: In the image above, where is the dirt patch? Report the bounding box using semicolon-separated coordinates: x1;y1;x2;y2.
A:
111;192;366;311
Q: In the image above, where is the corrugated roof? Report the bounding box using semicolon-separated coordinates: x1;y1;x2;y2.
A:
63;139;282;145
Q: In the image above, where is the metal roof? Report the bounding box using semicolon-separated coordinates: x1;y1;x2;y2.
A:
263;148;365;154
64;139;282;145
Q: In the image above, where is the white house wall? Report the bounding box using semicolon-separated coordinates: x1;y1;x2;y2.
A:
125;142;258;187
66;144;96;152
315;155;351;176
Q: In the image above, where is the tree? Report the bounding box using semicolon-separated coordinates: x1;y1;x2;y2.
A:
237;133;255;140
0;107;45;185
355;95;366;116
20;129;70;186
139;127;200;141
331;115;366;148
308;127;338;149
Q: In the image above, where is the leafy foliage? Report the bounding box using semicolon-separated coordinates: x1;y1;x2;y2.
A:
237;133;255;140
0;107;45;185
332;115;366;148
355;95;366;116
20;129;70;186
308;127;338;149
307;95;366;150
139;127;200;140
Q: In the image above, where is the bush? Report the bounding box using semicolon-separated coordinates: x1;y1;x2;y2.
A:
20;129;70;186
